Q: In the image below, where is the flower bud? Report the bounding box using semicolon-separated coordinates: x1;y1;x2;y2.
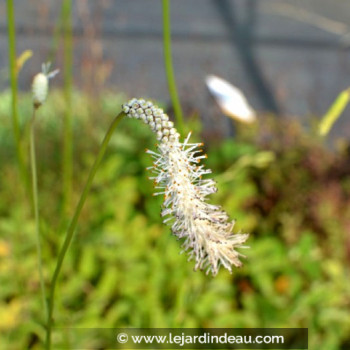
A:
32;73;48;108
31;62;59;109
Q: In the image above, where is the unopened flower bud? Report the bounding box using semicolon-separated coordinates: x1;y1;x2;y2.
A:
32;73;48;108
32;62;59;109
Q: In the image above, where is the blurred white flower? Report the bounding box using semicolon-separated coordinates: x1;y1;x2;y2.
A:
206;75;256;123
122;98;249;275
32;62;59;108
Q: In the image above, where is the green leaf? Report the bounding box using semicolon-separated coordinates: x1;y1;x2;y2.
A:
319;88;350;136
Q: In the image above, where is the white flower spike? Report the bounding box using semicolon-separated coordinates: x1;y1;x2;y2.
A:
32;62;59;108
122;98;249;276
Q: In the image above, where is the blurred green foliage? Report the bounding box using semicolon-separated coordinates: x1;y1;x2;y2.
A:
0;90;350;349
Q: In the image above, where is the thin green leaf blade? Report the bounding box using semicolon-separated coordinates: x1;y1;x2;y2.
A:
319;88;350;136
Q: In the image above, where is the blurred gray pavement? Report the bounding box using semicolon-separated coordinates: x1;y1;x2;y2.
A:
1;0;350;138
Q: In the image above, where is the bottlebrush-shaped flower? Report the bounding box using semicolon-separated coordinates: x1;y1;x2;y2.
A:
122;98;249;275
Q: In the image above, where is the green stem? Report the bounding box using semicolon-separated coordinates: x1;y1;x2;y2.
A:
48;2;66;64
45;112;126;350
162;0;185;134
6;0;30;193
30;108;48;320
62;0;73;215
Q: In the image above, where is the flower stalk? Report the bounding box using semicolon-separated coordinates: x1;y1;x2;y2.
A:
61;0;74;216
162;0;185;134
45;111;126;350
7;0;30;193
30;107;47;319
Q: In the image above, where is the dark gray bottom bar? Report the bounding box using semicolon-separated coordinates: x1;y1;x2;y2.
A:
53;327;308;349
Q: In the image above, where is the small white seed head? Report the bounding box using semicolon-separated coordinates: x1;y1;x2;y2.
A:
32;73;48;108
